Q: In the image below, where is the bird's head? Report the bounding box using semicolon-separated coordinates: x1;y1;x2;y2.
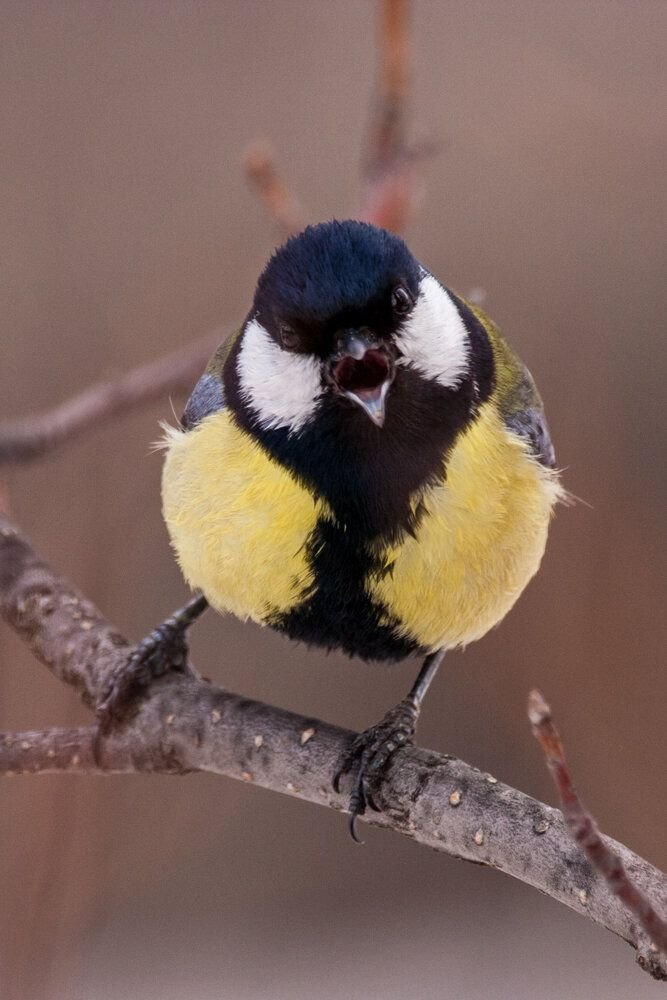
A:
233;220;476;435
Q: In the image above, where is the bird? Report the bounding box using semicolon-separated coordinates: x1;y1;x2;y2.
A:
99;219;563;840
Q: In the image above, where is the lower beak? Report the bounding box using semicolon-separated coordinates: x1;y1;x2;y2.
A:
344;379;391;427
330;331;394;428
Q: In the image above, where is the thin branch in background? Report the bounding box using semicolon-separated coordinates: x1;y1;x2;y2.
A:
0;328;224;468
529;689;667;965
242;1;432;237
359;141;435;234
242;141;309;238
366;0;411;174
0;481;10;514
359;0;435;233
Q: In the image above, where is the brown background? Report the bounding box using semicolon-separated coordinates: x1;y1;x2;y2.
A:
0;2;665;998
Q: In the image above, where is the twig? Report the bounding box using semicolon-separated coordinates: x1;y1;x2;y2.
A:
242;4;430;237
0;329;225;467
0;514;665;980
529;689;667;969
358;0;435;234
359;141;436;234
366;0;411;174
243;142;309;238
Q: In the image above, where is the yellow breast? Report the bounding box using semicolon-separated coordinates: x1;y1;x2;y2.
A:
162;404;562;656
161;412;323;622
371;404;562;650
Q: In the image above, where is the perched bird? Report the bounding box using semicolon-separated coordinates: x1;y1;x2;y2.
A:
103;220;563;838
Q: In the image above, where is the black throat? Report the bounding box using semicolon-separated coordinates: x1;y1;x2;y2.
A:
225;351;485;544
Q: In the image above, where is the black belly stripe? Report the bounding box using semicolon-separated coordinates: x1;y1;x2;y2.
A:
269;516;424;662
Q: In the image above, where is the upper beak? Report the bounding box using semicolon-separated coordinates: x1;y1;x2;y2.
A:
330;329;395;428
338;331;370;361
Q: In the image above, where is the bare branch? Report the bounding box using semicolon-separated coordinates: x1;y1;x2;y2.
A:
0;329;225;468
366;0;411;175
0;513;665;980
243;141;309;238
0;517;133;707
529;689;667;969
359;141;436;234
0;727;104;775
358;0;436;233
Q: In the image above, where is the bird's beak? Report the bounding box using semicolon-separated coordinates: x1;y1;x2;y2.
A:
329;330;395;428
344;377;392;427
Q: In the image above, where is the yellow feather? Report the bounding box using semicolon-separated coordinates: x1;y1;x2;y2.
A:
161;413;323;622
371;404;563;650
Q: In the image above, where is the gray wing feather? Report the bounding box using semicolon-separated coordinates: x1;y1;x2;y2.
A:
181;372;226;430
499;363;556;468
180;334;238;430
504;406;556;468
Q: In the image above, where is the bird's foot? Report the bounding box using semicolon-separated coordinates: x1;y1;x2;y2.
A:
95;600;204;740
333;697;419;843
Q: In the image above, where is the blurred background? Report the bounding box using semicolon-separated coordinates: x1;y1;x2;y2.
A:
0;2;665;998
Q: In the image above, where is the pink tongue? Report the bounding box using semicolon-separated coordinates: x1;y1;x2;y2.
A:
354;384;383;402
334;349;389;393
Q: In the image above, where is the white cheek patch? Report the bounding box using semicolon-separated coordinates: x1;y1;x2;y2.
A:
396;274;470;389
237;318;323;433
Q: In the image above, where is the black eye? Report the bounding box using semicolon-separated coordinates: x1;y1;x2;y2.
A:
391;285;413;315
279;325;300;350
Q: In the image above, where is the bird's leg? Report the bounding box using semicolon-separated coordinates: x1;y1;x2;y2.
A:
333;648;445;843
96;593;209;735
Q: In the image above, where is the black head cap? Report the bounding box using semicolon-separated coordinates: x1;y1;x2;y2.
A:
252;220;421;339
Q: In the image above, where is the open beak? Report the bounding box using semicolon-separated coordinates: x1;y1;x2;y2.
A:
329;330;395;427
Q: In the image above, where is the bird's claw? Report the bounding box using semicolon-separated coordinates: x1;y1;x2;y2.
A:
96;618;191;737
333;697;419;843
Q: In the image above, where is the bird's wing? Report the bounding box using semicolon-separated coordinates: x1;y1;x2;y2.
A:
468;302;556;469
181;331;240;430
501;378;556;469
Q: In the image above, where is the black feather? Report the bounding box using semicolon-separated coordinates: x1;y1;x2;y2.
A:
253;220;421;356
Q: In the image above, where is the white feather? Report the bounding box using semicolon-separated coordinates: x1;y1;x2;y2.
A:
152;419;184;452
396;275;470;389
236;319;323;433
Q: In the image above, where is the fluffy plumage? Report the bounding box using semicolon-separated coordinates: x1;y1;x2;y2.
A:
162;220;563;663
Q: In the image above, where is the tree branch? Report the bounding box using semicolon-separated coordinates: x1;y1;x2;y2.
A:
0;512;665;980
529;689;667;969
358;0;436;233
243;141;309;238
365;0;411;175
0;329;225;467
0;727;102;775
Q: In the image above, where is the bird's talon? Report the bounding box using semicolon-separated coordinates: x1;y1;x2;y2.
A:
348;810;364;845
348;779;367;843
333;699;419;840
365;788;382;812
94;601;203;738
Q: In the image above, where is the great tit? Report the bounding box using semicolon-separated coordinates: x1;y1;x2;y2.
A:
122;220;563;838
